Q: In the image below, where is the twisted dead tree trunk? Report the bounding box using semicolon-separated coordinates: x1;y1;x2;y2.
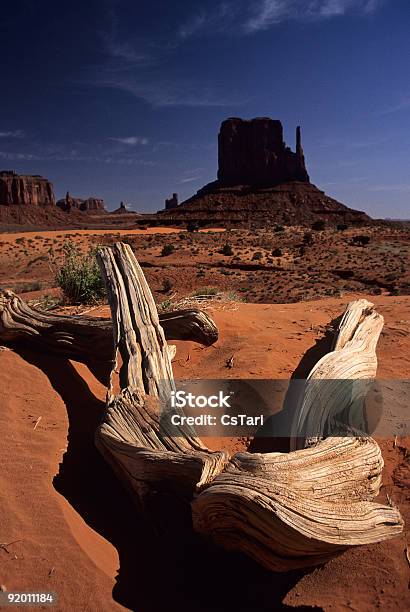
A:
192;300;403;569
95;243;228;516
290;299;384;449
93;242;402;572
0;290;218;383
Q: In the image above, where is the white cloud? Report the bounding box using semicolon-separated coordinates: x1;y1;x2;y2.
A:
90;0;383;109
376;96;410;115
180;175;202;183
0;129;25;138
109;136;149;145
178;12;207;40
367;183;410;193
0;149;155;166
98;75;246;107
244;0;382;32
178;3;232;40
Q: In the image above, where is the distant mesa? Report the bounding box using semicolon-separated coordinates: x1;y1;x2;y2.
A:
159;117;371;226
112;201;133;214
114;201;127;214
0;170;55;206
56;191;106;213
218;117;309;186
165;193;178;210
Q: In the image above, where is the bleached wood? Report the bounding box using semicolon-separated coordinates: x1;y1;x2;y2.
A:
290;299;384;449
8;242;399;569
94;243;402;571
0;290;219;372
192;298;403;570
95;242;228;509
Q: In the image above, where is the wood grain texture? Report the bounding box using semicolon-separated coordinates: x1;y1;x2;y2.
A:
193;300;402;570
94;243;402;571
95;243;228;514
0;290;218;384
290;299;384;449
7;242;400;570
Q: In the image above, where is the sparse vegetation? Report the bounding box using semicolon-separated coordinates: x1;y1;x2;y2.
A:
351;235;370;247
303;232;314;246
312;220;325;231
220;243;234;256
191;286;218;297
161;243;175;256
162;278;174;292
187;221;200;232
55;241;106;304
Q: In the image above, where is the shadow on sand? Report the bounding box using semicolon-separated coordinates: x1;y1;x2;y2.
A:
248;316;339;454
17;346;328;612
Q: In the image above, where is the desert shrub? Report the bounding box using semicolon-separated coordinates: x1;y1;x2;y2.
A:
55;241;106;304
303;232;314;245
157;299;172;312
22;280;44;292
32;294;61;311
161;243;175;256
162;278;173;292
187;221;199;232
252;251;263;260
191;286;218;296
272;247;282;257
312;220;325;231
351;235;370;247
220;243;234;256
337;223;348;231
385;273;398;282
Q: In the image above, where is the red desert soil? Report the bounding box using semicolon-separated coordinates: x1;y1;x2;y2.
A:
0;295;409;611
0;226;224;242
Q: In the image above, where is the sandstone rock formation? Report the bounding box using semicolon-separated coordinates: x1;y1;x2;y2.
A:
159;118;371;227
218;118;309;186
165;193;178;210
0;170;55;206
56;191;106;212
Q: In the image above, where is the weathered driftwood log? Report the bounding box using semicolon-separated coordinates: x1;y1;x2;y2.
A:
192;299;403;569
0;290;219;367
192;437;400;569
94;242;402;572
290;299;384;449
95;243;228;513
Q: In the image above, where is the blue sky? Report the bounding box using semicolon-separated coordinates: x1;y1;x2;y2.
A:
1;0;409;217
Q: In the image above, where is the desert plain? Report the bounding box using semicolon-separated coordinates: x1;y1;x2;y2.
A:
0;219;409;611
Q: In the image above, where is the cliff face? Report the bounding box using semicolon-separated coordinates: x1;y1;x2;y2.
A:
0;171;55;206
217;118;309;187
